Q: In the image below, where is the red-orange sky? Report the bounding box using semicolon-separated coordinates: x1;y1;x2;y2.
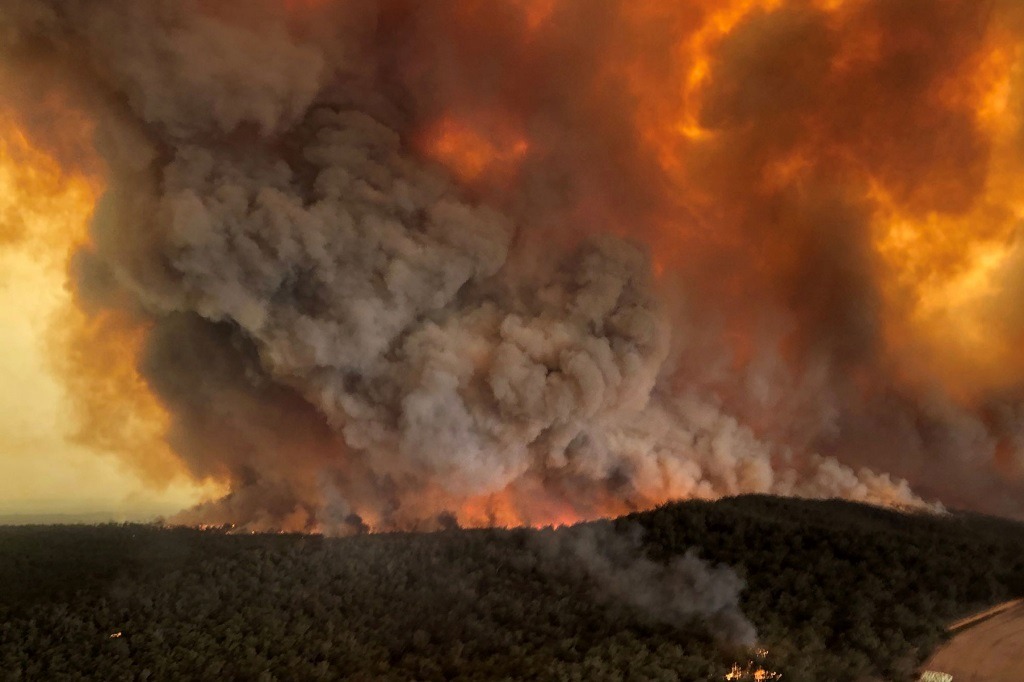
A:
3;0;1024;528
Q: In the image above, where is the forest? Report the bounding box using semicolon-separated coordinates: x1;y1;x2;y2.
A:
2;494;1023;681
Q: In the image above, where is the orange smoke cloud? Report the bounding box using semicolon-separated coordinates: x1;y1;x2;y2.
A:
50;309;184;485
586;0;1024;399
421;114;530;186
0;106;191;489
8;0;1024;531
387;0;1024;517
0;111;95;252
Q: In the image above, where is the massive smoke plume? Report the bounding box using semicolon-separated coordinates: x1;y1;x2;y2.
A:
4;0;1024;529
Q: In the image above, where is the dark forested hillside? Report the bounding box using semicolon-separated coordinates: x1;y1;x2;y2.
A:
623;496;1024;680
2;496;1023;681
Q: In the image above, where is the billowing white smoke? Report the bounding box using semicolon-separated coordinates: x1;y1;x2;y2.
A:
0;0;929;531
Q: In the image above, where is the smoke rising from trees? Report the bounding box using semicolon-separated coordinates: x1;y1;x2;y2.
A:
534;522;757;646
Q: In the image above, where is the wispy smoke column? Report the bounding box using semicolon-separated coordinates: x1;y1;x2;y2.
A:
534;522;757;646
12;0;1024;530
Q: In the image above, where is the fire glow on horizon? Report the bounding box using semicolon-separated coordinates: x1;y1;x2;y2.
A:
4;0;1024;531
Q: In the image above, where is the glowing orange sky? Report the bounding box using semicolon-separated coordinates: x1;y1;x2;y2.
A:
5;0;1024;525
0;114;222;517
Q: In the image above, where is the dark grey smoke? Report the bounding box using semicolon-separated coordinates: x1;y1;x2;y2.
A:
0;0;966;532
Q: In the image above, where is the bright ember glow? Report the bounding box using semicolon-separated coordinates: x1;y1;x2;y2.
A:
6;0;1024;531
421;115;530;186
405;0;1024;526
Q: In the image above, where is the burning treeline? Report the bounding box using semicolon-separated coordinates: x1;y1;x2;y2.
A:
3;0;1024;532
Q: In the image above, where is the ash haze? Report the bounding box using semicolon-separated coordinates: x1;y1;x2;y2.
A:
0;129;222;520
2;0;1024;530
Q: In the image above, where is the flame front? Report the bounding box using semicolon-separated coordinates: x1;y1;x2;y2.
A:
6;0;1024;531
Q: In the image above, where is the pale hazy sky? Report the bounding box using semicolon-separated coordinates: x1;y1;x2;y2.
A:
0;133;218;520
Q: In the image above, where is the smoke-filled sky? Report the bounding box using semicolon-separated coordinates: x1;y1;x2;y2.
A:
2;0;1024;530
0;106;220;518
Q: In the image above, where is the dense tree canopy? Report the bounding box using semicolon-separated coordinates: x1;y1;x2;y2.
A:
1;495;1022;681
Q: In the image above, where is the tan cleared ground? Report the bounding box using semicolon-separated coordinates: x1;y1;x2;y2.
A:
921;601;1024;682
